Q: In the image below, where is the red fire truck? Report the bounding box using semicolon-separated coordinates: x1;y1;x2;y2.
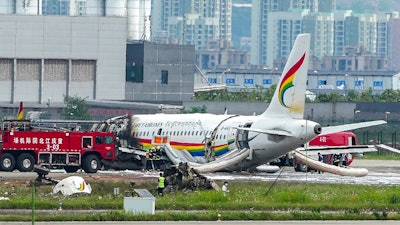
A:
0;120;117;173
309;131;357;148
308;131;357;165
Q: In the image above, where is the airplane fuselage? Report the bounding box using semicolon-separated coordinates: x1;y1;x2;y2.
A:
131;113;320;170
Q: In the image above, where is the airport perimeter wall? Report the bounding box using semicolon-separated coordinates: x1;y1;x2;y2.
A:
182;101;400;125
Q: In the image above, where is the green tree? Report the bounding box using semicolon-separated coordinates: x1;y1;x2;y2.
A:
181;105;207;113
378;89;400;102
315;93;330;102
346;89;359;101
193;85;278;102
62;95;91;120
261;84;276;102
329;92;342;103
359;88;374;102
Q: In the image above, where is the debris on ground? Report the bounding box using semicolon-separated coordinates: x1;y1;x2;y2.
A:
163;163;219;192
53;176;92;196
34;166;59;186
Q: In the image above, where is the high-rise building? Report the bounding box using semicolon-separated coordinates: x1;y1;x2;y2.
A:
150;0;232;50
251;0;336;68
388;18;400;71
332;10;353;56
291;0;336;13
303;12;334;59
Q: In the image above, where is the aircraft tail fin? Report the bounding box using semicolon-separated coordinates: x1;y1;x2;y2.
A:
262;33;310;119
17;101;24;120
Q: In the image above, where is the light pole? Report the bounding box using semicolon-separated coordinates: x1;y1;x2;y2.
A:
345;74;350;98
354;110;360;123
219;68;230;84
46;98;51;109
385;111;390;122
314;70;318;94
269;67;278;76
46;97;51;118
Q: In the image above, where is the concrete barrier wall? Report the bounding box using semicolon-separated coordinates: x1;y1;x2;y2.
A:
182;101;400;124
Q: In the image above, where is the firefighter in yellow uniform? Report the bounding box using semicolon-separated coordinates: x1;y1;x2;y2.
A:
157;172;165;196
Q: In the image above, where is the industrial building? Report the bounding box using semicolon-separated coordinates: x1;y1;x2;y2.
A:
205;69;400;95
0;14;127;104
125;42;195;102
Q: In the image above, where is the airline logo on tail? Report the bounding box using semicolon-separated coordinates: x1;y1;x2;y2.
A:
17;101;23;120
278;53;306;108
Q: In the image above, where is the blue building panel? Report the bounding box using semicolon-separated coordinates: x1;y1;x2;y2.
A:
263;79;272;84
318;80;327;85
244;78;254;84
226;78;235;84
208;78;217;84
355;80;364;86
336;80;345;86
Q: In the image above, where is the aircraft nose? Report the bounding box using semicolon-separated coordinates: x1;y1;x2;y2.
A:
314;124;322;134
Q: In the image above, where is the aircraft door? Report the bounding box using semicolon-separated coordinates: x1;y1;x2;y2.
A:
236;122;252;149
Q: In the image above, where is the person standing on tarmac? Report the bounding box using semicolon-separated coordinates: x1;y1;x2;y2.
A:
317;152;324;174
158;172;166;196
222;182;229;196
341;153;348;167
333;154;340;166
145;149;151;170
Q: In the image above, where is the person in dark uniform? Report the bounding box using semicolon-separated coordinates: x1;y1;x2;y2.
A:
333;154;340;166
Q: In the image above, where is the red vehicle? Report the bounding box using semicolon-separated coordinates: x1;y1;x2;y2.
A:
274;131;362;172
309;131;357;147
0;120;117;173
308;131;357;165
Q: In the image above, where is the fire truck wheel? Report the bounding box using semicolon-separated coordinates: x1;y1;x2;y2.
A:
64;166;80;173
0;153;16;171
17;153;35;172
82;155;99;173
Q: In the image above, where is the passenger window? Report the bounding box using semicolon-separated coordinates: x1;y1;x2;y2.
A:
104;136;114;144
96;136;103;144
83;137;92;148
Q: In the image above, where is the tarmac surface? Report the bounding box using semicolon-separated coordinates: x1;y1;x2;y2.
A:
205;159;400;186
1;159;400;189
0;159;399;225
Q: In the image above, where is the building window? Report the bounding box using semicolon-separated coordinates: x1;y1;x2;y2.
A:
126;63;143;83
263;79;272;85
226;78;235;84
336;80;345;86
161;70;168;84
373;81;383;87
208;78;217;84
355;80;364;86
244;79;254;85
318;80;327;85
